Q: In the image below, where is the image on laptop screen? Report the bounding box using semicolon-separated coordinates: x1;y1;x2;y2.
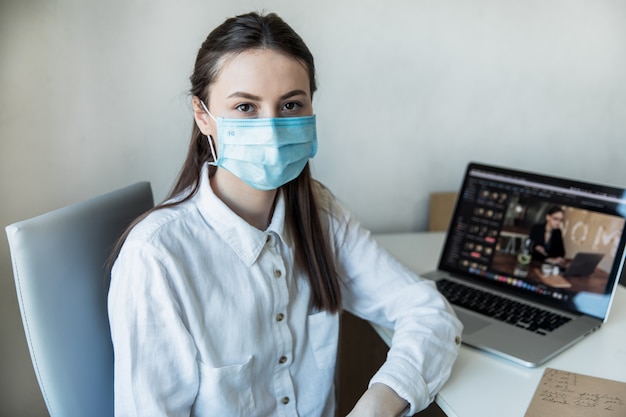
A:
439;163;626;320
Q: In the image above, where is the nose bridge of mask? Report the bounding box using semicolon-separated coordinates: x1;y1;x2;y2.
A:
217;116;317;147
199;99;311;144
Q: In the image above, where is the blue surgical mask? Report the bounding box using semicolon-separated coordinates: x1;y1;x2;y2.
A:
200;101;317;190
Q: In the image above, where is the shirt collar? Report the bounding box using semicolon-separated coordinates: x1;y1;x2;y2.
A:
195;164;289;266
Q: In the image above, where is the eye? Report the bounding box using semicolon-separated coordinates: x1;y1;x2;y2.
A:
282;101;302;112
235;103;255;113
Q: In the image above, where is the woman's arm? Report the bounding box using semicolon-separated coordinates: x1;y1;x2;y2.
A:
108;243;199;417
324;190;462;415
347;383;409;417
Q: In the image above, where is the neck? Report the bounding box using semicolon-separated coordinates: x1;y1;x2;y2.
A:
210;168;277;230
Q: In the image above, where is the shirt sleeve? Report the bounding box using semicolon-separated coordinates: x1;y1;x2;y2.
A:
326;193;463;415
108;242;199;417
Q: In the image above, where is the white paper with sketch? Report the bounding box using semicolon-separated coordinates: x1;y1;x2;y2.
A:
524;368;625;417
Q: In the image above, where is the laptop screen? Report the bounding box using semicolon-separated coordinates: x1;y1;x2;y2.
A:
439;162;626;320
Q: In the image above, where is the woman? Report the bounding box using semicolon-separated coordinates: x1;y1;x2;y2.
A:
108;12;462;417
530;205;566;266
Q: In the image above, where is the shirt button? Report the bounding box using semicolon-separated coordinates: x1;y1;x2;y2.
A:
279;355;288;364
455;336;462;345
274;269;282;278
276;313;285;322
281;396;290;405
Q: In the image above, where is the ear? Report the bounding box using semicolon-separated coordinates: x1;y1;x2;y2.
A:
192;96;214;136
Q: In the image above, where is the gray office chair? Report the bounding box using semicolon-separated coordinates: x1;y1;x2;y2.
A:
5;182;154;417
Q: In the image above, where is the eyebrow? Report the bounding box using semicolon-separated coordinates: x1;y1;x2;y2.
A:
280;89;309;100
227;89;309;101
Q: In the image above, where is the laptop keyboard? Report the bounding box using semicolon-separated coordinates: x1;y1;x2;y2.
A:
436;279;572;336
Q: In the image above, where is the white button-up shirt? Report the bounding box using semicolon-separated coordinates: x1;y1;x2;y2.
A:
108;166;462;417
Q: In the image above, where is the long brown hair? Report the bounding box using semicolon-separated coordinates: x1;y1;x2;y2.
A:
110;12;341;313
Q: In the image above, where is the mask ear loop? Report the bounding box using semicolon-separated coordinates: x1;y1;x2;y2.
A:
207;135;218;166
198;100;219;166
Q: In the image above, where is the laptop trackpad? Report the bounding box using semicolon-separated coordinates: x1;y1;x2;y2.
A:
457;311;491;335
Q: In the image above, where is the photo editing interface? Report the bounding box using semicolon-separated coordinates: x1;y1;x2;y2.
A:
442;166;626;310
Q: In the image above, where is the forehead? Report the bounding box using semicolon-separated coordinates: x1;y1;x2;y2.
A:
210;48;311;98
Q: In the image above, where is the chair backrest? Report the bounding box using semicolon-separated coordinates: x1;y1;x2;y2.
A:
5;182;154;417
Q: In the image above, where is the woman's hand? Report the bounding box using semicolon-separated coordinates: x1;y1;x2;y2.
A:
346;383;409;417
546;257;566;267
534;245;548;257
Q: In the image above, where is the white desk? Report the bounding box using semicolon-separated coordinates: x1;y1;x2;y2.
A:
372;232;626;417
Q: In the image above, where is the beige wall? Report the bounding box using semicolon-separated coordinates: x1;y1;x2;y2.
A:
2;0;626;415
562;208;624;272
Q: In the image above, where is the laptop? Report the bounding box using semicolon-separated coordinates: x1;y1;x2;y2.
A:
423;162;626;367
561;252;604;277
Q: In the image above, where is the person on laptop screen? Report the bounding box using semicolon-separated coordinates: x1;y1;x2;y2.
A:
107;11;462;417
529;205;566;267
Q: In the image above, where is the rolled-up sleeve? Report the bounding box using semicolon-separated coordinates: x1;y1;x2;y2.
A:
329;198;463;415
